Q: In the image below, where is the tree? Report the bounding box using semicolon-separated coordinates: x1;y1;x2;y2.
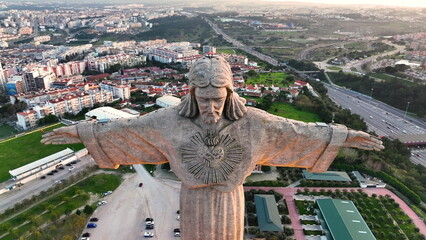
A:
261;165;271;172
83;205;94;215
38;114;59;125
247;70;257;77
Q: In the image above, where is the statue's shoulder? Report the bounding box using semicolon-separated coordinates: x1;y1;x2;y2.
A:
245;106;271;119
142;106;180;120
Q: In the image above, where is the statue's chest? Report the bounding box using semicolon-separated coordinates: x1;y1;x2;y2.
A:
180;130;244;184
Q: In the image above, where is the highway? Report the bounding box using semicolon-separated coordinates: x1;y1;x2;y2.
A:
0;155;96;213
325;83;426;166
203;18;279;66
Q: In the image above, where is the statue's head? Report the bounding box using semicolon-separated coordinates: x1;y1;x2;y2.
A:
178;56;247;124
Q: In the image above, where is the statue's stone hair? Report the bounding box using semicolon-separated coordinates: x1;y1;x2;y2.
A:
178;56;247;120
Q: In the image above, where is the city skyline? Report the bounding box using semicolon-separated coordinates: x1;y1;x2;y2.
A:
267;0;426;8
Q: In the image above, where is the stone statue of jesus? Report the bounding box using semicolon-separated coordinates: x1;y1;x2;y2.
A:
42;56;383;240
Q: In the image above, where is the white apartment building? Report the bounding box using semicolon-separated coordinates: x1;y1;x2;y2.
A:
16;110;37;130
100;82;130;100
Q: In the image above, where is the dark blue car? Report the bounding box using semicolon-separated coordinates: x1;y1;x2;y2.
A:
87;223;97;228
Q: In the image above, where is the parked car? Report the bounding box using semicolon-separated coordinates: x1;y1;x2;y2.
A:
40;176;46;179
174;228;181;237
58;166;65;170
82;232;91;237
68;166;75;171
145;217;154;229
143;232;154;238
89;218;98;222
81;238;90;240
87;223;97;228
145;218;154;225
47;172;54;175
52;169;58;173
103;191;112;196
97;201;107;206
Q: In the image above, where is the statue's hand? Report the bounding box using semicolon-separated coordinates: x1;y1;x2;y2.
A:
342;129;384;151
41;125;81;145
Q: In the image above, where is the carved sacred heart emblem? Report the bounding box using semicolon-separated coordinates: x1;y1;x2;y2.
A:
203;146;225;168
180;130;243;184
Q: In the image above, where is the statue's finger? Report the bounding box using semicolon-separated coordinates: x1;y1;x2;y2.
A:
42;132;55;137
51;139;66;145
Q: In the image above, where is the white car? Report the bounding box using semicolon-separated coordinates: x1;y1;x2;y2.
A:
68;166;75;171
81;238;90;240
144;232;154;238
103;191;112;196
97;201;107;206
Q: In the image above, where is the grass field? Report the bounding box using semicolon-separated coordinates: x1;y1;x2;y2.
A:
216;48;236;54
327;66;342;71
0;174;121;240
368;73;416;85
246;72;290;87
0;124;85;182
0;125;17;139
267;102;322;122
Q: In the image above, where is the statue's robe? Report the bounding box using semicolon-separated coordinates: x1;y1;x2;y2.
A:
76;106;348;240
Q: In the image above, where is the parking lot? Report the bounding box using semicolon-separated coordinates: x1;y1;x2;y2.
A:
85;165;181;240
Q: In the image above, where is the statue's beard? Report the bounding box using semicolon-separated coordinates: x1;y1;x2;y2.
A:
200;113;221;125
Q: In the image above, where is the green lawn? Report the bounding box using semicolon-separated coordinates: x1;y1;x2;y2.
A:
0;174;121;239
216;48;236;54
0;124;18;139
327;66;342;71
267;102;322;122
295;200;315;215
368;73;415;85
0;124;84;182
246;72;290;87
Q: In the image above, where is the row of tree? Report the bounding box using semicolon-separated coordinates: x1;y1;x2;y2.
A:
329;71;426;117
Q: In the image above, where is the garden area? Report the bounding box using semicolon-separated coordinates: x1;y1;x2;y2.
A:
294;188;425;240
244;189;294;240
0;173;122;240
0;124;85;182
245;72;292;88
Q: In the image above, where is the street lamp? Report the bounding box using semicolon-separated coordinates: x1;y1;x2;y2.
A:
370;88;374;98
404;102;410;119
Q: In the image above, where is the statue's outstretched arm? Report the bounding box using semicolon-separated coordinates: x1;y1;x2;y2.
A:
250;108;383;172
342;129;384;151
41;125;81;145
41;118;169;168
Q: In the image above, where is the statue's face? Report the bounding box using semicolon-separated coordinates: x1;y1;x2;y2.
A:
195;86;227;124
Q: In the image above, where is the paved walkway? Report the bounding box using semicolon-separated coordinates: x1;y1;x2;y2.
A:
245;186;426;239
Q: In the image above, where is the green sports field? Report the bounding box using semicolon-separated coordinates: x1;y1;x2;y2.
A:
267;102;322;122
246;72;290;87
0;124;84;182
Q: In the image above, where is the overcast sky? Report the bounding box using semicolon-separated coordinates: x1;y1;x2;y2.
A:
267;0;426;8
